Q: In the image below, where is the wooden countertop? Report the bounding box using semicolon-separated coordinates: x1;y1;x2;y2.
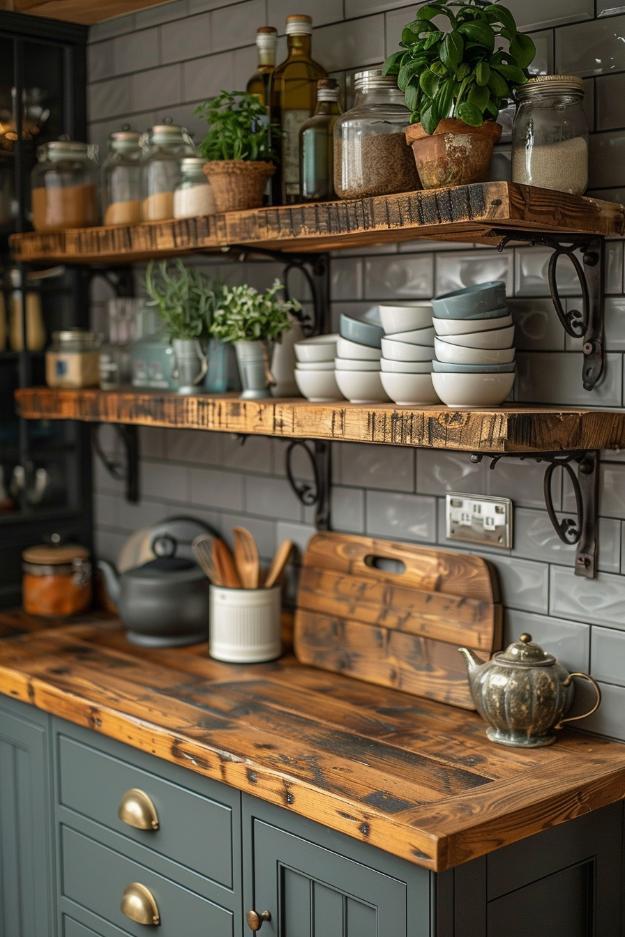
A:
1;611;625;872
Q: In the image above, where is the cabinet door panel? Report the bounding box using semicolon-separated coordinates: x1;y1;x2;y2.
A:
488;864;590;937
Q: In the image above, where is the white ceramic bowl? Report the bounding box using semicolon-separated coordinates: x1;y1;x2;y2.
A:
381;371;439;405
433;314;512;336
382;326;436;345
296;359;335;371
381;358;433;374
294;333;338;363
335;357;380;371
431;371;515;407
336;336;382;360
443;325;516;349
379;302;432;335
295;368;343;402
434;337;515;365
381;338;434;362
335;369;389;403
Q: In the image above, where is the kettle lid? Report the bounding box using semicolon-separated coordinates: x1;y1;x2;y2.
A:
495;633;556;667
133;533;196;578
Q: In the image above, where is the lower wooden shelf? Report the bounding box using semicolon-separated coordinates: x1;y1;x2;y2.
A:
14;386;625;453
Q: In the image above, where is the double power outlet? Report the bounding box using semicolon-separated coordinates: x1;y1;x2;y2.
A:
445;494;513;549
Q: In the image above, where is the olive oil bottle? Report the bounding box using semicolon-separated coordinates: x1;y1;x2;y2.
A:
246;26;277;107
300;78;341;201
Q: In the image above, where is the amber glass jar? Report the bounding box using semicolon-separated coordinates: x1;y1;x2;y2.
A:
22;543;91;617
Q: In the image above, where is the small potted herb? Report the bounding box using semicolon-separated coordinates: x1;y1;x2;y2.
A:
196;90;275;212
210;279;300;399
384;0;535;188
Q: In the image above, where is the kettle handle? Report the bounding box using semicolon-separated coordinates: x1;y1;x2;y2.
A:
555;673;602;729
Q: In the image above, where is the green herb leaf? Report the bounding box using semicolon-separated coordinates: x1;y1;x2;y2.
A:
493;62;527;84
398;57;428;90
468;82;490;109
456;100;483;125
434;77;455;118
440;30;464;71
509;31;536;69
419;68;440;98
457;20;495;50
488;69;509;98
475;61;491;86
383;50;404;75
417;3;443;20
420;101;440;134
483;3;516;30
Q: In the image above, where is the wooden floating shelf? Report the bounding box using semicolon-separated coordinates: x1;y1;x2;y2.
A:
10;182;625;264
15;387;625;453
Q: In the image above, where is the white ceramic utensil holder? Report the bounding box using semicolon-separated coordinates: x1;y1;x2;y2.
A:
209;585;282;663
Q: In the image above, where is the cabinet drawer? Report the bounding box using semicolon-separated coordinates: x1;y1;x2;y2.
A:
63;917;105;937
61;825;233;937
58;732;233;889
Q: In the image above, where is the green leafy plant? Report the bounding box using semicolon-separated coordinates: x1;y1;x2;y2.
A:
196;90;275;162
383;0;535;133
210;279;301;343
145;260;223;340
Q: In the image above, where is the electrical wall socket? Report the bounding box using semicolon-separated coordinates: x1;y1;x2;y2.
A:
446;493;513;549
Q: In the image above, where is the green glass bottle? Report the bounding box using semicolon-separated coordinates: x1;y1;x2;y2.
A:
300;78;341;201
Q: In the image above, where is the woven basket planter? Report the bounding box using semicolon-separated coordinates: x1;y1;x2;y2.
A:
202;160;275;212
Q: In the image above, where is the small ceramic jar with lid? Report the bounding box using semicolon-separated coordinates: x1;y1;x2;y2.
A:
31;139;99;231
46;328;101;388
141;123;195;222
23;542;92;617
102;129;143;225
173;156;215;219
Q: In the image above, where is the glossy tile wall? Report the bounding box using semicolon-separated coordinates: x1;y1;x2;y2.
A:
88;0;625;740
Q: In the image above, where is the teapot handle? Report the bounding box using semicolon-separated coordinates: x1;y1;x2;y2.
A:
555;673;602;729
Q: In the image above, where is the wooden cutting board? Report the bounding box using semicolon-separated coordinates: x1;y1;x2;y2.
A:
294;532;502;711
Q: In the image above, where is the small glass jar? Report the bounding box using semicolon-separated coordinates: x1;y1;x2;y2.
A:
512;75;589;195
333;69;419;199
300;78;341;201
173;156;215;219
31;139;99;231
46;328;100;389
22;542;91;617
141;123;195;222
102;129;143;225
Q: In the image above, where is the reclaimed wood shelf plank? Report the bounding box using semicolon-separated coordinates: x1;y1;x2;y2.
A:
10;182;625;264
14;386;625;453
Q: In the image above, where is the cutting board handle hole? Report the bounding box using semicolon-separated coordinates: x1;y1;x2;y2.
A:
364;555;406;575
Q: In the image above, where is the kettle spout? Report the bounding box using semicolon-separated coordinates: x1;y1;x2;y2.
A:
97;559;121;607
458;646;485;677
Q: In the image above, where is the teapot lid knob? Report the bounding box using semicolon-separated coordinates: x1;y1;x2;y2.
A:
519;633;532;643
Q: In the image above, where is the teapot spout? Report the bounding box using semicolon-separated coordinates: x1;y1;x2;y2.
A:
97;559;120;607
458;646;484;677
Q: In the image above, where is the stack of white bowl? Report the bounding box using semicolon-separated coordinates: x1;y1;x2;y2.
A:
378;302;439;405
431;282;516;407
294;334;343;402
335;310;389;403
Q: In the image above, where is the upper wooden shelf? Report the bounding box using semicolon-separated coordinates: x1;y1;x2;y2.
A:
15;387;625;454
0;0;168;25
10;183;625;264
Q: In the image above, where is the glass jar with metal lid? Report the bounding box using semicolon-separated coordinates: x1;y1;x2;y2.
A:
141;123;195;222
46;328;101;389
31;139;99;231
173;156;215;219
102;129;143;226
333;68;419;199
512;75;588;195
22;541;91;617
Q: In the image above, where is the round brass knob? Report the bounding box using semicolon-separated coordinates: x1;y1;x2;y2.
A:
118;788;159;831
121;882;160;926
246;909;271;931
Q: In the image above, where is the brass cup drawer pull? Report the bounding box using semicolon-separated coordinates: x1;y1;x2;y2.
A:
118;788;160;831
121;882;161;926
247;909;271;931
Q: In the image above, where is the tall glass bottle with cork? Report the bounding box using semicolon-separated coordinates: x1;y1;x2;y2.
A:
247;26;277;108
272;14;326;204
300;78;341;201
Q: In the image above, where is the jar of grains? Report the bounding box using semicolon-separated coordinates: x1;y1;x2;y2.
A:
173;156;215;219
512;76;588;195
141;123;195;222
102;129;143;225
31;140;99;232
46;329;101;388
333;68;419;199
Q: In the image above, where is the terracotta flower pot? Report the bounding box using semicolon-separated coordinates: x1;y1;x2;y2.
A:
202;160;275;212
405;119;502;189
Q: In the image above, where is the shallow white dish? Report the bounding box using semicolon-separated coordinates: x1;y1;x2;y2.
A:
434;337;515;365
335;369;389;403
294;333;338;363
335;357;380;372
381;371;439;405
433;314;512;336
431;371;515;407
383;326;436;345
295;368;343;402
381;338;434;362
336;336;382;360
379;302;432;335
381;358;433;374
296;359;335;371
443;325;516;349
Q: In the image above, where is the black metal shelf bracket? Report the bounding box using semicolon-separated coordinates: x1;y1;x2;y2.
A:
496;231;605;391
471;450;600;578
285;439;331;530
92;424;140;504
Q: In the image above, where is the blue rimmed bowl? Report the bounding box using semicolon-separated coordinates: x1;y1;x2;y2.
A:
432;281;507;318
339;310;384;348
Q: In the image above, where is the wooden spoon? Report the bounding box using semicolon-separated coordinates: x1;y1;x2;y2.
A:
233;527;260;589
264;539;294;589
212;538;242;589
192;535;220;584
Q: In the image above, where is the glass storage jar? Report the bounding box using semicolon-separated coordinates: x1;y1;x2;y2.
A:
333;69;419;199
173;156;215;219
22;542;91;617
46;328;100;388
102;129;142;225
512;75;588;195
31;139;99;231
141;123;195;222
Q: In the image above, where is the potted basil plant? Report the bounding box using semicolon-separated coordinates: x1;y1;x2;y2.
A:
384;0;535;188
196;90;276;212
210;279;300;399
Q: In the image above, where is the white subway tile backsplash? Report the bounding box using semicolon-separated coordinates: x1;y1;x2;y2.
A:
142;461;189;501
516;352;623;407
487;457;559;510
183;52;234;102
504;610;590;671
221;434;274;474
164;429;223;465
556;15;625;76
275;522;315;557
550;565;625;628
135;0;188;27
314;16;385;71
88;41;115;82
514;508;621;572
509;298;566;352
211;0;266;51
590;131;625;188
268;0;339;29
435;250;513;297
114;28;159;74
484;554;550;614
332;486;366;533
88;77;132;121
384;6;417;55
514;247;582;297
331;258;363;301
189;466;244;511
244;475;302;521
339;442;415;492
366;490;437;542
581;682;625;740
596;73;625;130
160;11;211;63
508;0;593;30
591;626;625;684
364;253;433;299
416;449;486;496
132;64;182;113
597;462;625;517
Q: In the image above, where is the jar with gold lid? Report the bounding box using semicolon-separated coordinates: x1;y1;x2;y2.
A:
22;542;92;617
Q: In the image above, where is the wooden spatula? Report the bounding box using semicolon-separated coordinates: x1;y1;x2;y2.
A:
233;527;260;589
212;537;242;588
264;539;294;589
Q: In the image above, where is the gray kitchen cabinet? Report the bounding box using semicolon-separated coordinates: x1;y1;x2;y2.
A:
0;696;55;937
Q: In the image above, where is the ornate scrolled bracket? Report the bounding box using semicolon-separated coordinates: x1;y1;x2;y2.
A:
284;439;331;530
92;423;140;504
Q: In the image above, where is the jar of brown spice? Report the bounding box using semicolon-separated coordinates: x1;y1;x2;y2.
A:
22;541;92;618
31;139;99;232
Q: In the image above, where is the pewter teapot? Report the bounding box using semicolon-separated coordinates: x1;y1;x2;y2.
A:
458;633;601;748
